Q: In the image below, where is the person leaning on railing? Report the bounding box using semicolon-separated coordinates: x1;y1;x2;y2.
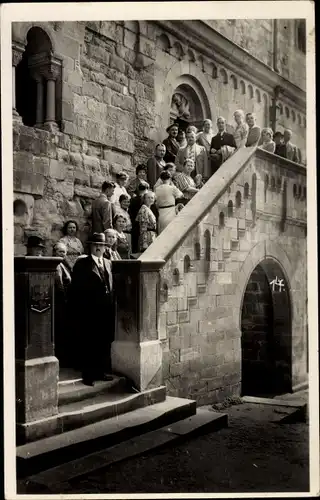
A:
173;158;201;206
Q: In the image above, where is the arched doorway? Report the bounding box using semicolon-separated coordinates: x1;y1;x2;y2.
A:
169;83;206;131
241;258;292;396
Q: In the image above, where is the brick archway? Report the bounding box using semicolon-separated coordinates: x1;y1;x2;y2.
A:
241;258;292;396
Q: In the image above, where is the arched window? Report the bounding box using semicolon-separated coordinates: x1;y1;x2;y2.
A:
184;255;191;273
271;177;276;191
219;68;228;84
187;49;196;62
255;89;261;103
16;27;62;130
291;110;296;122
285;107;290;119
244;182;250;198
211;63;218;79
173;268;180;285
157;33;171;52
278;103;283;115
14;199;27;217
230;75;238;89
219;212;225;228
194;241;201;260
235;191;242;208
248;85;254;99
296;20;306;53
264;175;269;203
293;184;297;197
227;200;234;217
172;41;184;60
240;80;246;95
204;230;211;261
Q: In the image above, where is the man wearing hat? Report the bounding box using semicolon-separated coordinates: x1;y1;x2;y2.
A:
26;235;46;256
69;233;114;386
163;123;180;163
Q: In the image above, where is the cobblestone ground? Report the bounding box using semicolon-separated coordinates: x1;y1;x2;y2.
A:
67;404;309;494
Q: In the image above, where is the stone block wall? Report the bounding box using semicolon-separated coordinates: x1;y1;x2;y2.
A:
12;20;157;254
204;19;306;91
12;20;306;254
152;22;306;160
142;149;307;404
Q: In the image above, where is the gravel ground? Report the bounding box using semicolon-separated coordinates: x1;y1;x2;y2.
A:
66;403;309;494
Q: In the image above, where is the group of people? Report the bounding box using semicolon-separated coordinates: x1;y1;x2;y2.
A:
23;109;301;386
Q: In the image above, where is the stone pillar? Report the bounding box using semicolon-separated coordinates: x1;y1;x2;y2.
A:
35;76;44;128
111;259;165;391
12;42;24;121
15;256;62;443
42;62;60;132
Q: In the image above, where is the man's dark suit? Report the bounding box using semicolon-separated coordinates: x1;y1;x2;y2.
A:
210;132;236;175
70;255;114;381
163;137;180;163
210;132;236;151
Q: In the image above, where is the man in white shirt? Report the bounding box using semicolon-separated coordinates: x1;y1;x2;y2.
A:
70;232;114;386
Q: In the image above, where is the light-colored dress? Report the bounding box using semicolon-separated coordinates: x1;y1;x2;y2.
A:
155;184;183;233
233;123;249;149
197;132;213;154
58;236;84;270
136;204;157;252
114;207;132;251
260;141;276;153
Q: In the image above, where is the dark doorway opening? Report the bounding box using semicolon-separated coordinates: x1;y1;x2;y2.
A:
241;259;292;397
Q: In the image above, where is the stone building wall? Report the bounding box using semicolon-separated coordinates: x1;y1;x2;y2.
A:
13;20;157;254
204;19;306;91
12;20;306;255
142;149;307;403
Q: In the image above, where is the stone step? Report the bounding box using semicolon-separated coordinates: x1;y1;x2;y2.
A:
58;375;128;406
19;408;228;494
18;385;166;445
17;396;197;478
241;395;307;423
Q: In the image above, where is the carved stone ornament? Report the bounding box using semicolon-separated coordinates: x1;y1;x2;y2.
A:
12;43;25;67
171;92;191;120
30;284;51;313
28;53;61;81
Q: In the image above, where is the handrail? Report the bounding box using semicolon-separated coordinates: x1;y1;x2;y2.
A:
139;146;257;263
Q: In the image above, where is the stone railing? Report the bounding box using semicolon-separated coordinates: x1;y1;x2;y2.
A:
112;146;307;403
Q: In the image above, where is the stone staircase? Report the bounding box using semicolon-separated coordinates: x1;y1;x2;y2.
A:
17;369;228;479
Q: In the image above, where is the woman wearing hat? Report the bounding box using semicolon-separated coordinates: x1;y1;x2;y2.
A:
163;123;180;163
69;232;114;386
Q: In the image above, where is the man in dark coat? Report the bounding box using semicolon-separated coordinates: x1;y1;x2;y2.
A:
69;233;114;386
275;128;299;163
163;123;180;163
210;116;237;175
91;181;116;233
